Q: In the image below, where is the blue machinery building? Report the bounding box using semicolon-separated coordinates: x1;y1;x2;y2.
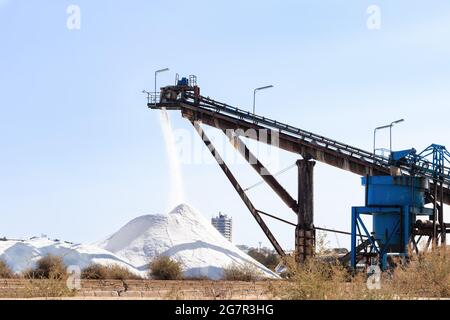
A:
351;146;450;270
148;75;450;270
351;175;431;270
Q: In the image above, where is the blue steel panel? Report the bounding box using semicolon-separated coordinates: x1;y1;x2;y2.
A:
390;149;416;161
361;176;426;207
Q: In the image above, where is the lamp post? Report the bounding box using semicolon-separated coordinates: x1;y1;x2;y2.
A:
142;90;151;105
154;68;169;106
389;119;404;152
373;119;405;157
253;85;274;115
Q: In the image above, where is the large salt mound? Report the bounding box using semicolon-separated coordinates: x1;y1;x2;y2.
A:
0;237;141;276
98;204;279;280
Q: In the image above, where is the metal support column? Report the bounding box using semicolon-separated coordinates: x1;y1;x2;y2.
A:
433;180;438;247
296;159;316;264
350;208;357;269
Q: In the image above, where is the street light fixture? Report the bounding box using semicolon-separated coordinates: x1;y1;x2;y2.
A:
373;118;405;158
142;90;151;105
154;68;170;106
389;119;404;152
253;85;274;115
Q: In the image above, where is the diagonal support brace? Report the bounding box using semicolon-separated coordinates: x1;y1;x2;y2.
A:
191;121;286;257
223;130;298;213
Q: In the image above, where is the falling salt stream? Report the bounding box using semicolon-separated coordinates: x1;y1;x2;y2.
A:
158;108;185;209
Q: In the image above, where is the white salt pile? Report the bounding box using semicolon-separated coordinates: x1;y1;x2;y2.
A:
98;204;279;279
0;205;279;279
0;237;141;275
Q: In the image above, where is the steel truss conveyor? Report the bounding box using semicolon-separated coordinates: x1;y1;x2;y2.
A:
150;85;450;206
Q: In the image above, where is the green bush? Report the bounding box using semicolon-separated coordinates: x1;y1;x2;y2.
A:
149;256;183;280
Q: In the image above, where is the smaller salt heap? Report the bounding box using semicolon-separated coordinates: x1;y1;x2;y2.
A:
0;237;140;275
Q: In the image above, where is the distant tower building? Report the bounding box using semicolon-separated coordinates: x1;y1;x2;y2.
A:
211;212;232;242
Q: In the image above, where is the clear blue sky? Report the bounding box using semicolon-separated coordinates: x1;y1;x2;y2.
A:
1;1;450;250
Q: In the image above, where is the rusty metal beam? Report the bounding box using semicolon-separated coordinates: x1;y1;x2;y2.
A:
181;107;388;177
181;106;450;205
151;96;450;205
190;121;286;257
223;130;298;213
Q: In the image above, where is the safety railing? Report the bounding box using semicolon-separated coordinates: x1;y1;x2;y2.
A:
149;92;161;105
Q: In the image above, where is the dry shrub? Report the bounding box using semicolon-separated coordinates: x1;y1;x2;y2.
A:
223;263;263;281
14;254;76;298
81;264;109;280
21;274;76;298
149;256;183;280
82;264;142;280
107;264;142;280
388;248;450;298
22;254;67;280
274;255;395;300
275;247;450;300
0;260;14;279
